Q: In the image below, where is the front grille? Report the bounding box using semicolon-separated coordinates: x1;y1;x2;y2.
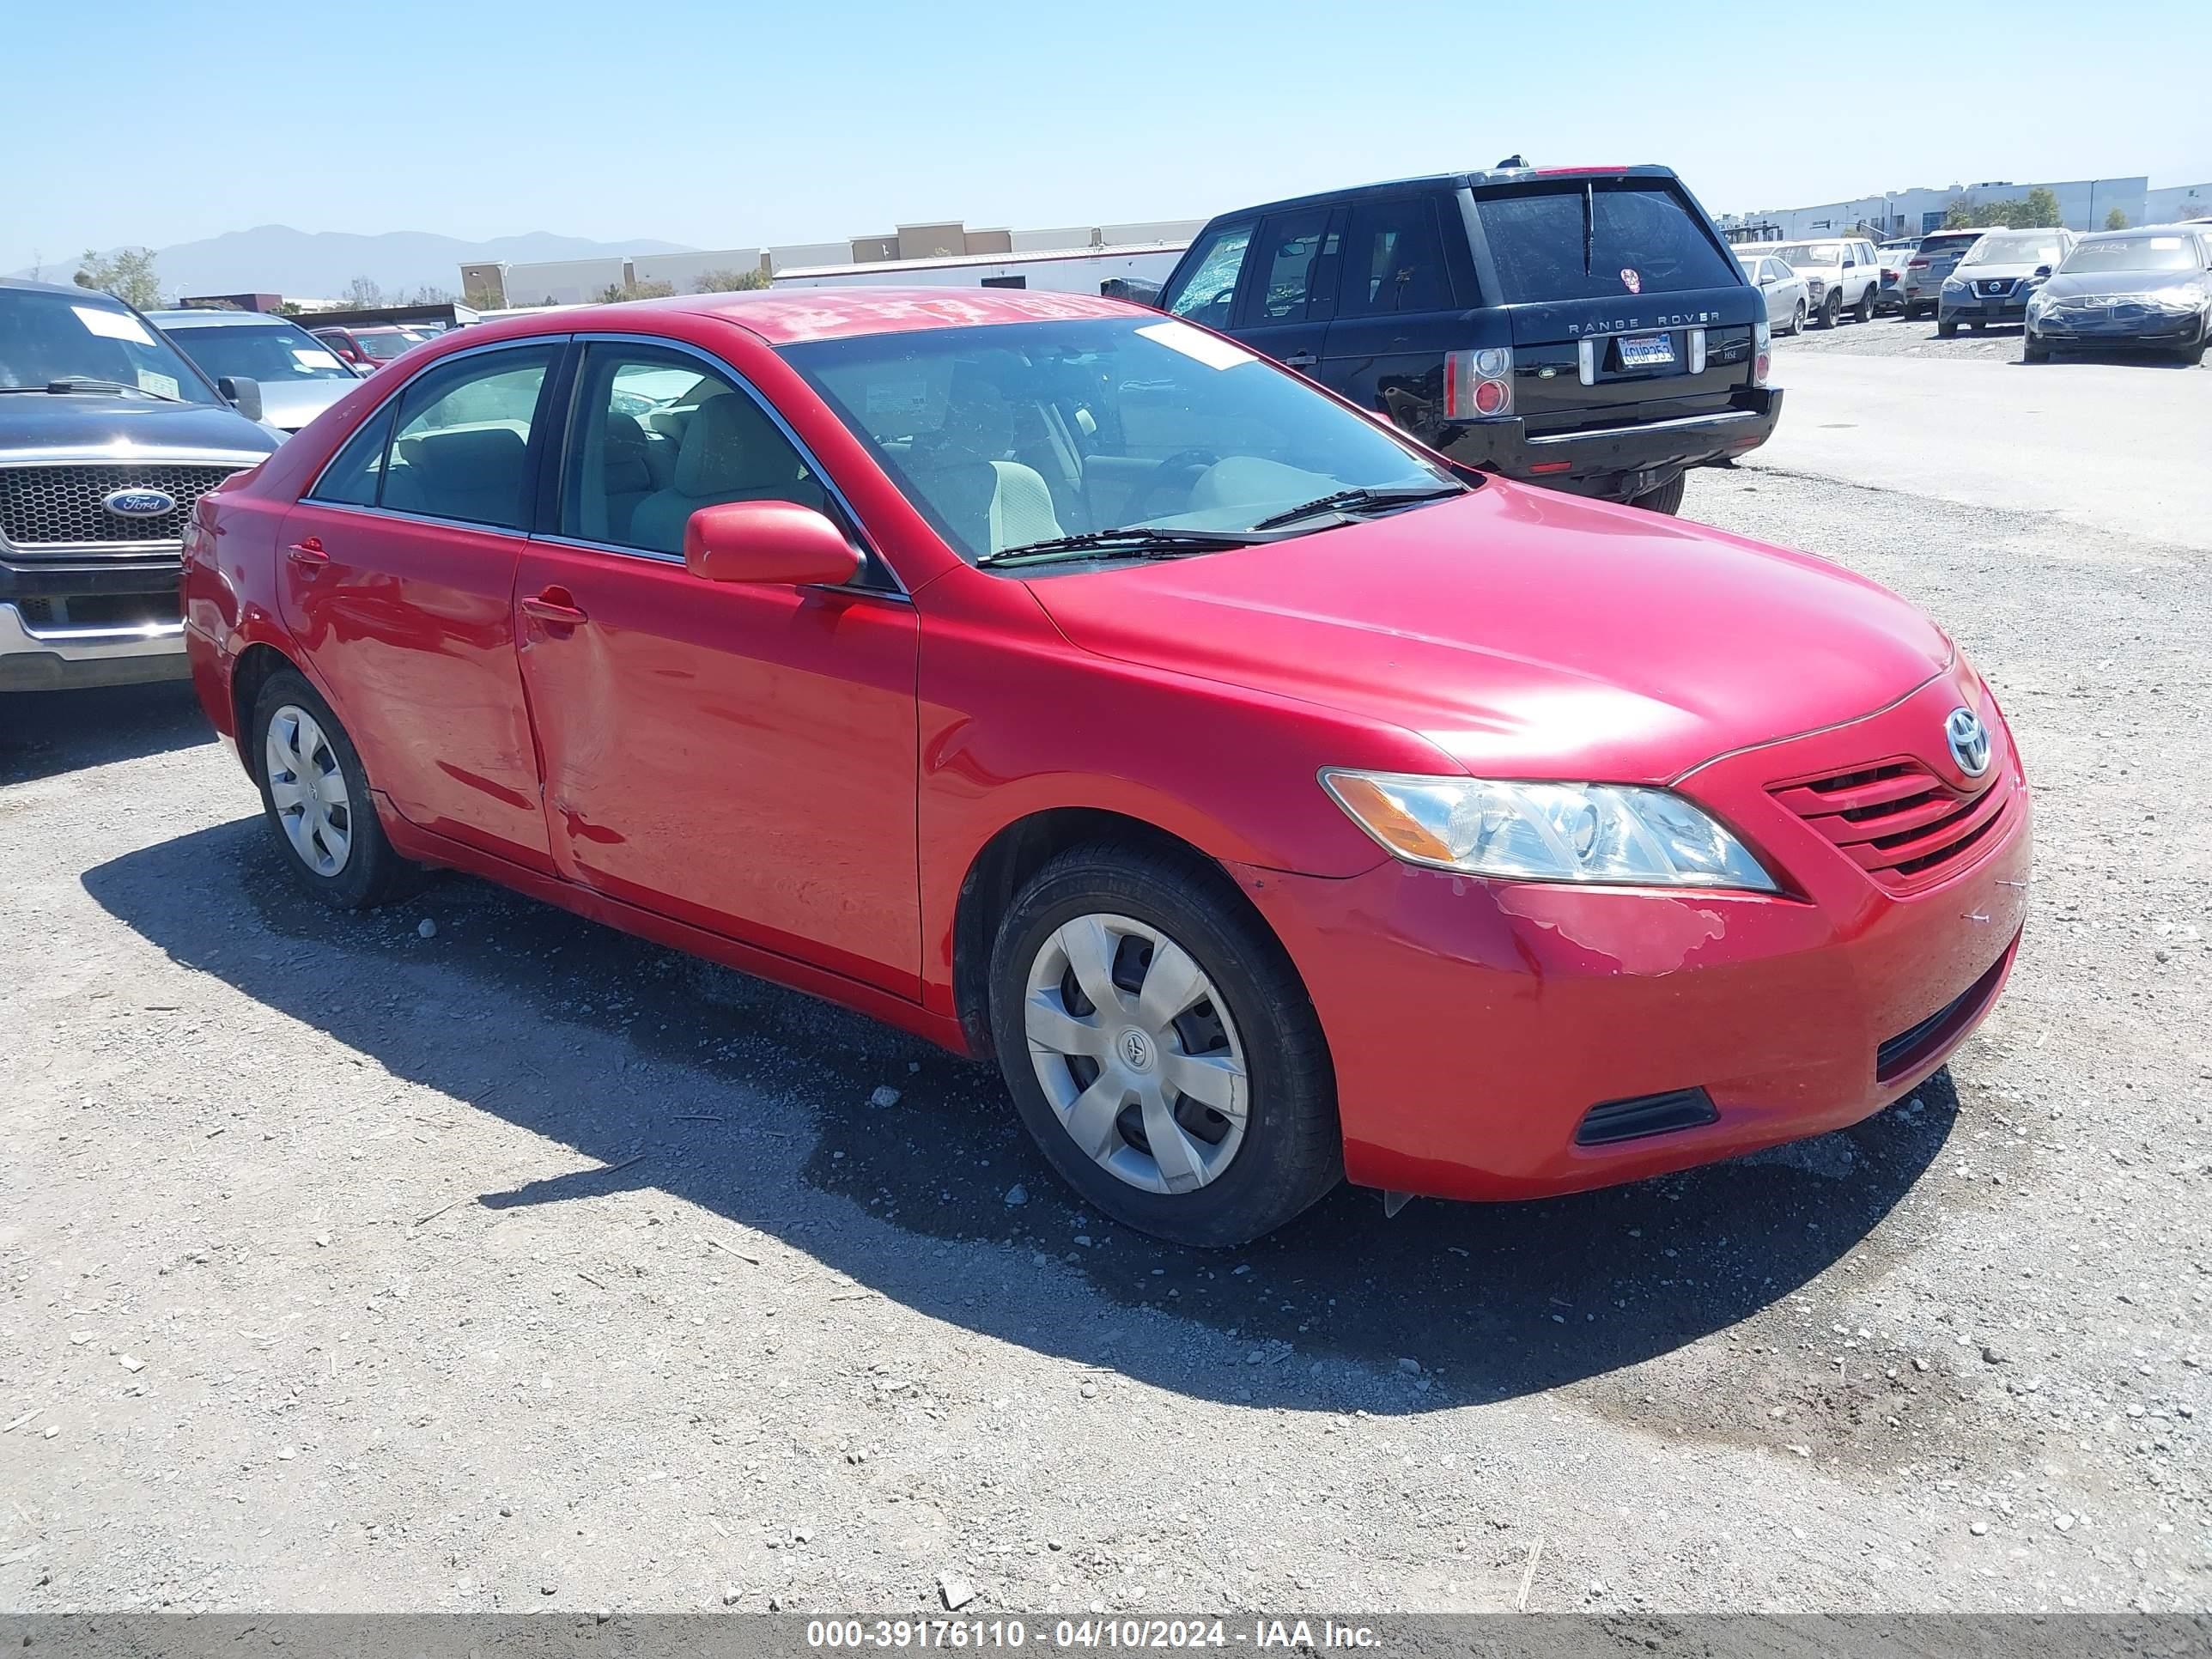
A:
1875;951;2010;1081
1771;757;2012;892
12;592;179;632
1976;277;2013;297
1575;1086;1719;1147
0;464;246;549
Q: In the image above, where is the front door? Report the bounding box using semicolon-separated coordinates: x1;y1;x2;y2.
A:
279;341;562;872
1230;206;1342;376
513;341;922;997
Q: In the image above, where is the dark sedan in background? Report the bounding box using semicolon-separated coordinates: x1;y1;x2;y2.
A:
2024;226;2212;364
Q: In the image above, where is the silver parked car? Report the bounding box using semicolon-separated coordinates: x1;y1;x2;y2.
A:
1936;228;2077;335
145;309;362;434
1741;252;1811;334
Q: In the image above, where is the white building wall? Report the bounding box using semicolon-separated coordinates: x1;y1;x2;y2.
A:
2146;181;2212;222
774;246;1187;296
764;241;853;272
500;257;627;306
1725;177;2151;239
632;249;766;291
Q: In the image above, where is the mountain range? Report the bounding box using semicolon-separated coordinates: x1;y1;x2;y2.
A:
9;225;692;301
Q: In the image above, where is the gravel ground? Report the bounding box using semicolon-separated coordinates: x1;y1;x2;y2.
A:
2;380;2207;1616
1775;309;2212;369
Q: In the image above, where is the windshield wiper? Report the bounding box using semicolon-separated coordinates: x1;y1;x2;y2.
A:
1248;483;1467;532
975;526;1273;568
0;378;184;403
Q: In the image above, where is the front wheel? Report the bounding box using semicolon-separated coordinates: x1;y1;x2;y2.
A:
1937;318;1959;337
1630;474;1686;515
988;842;1340;1246
1818;291;1842;329
2022;335;2050;364
251;668;425;909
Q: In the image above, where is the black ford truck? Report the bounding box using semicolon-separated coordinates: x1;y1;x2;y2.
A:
1156;164;1782;514
1;277;277;693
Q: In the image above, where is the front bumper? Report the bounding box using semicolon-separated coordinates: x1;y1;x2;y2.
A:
1939;289;2033;326
0;556;187;692
1435;387;1783;501
2030;306;2206;347
1233;666;2031;1202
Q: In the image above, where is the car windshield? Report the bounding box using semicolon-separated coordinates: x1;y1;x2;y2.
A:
1962;234;2064;268
0;286;221;403
2060;234;2199;275
780;314;1458;566
1769;243;1843;270
161;320;357;384
356;331;417;361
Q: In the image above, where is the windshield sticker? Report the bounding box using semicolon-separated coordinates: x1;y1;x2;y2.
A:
1134;319;1254;371
135;369;180;400
293;348;344;370
1620;268;1643;295
2149;237;2183;249
75;305;156;346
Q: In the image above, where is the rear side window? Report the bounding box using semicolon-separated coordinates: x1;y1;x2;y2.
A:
1340;196;1453;315
1475;180;1741;302
1163;223;1254;329
380;346;556;529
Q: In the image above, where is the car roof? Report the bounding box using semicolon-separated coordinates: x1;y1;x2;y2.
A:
1194;164;1683;227
2076;223;2205;242
449;286;1147;349
144;308;308;326
0;275;130;301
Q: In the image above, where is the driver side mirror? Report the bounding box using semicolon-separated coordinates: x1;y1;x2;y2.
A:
684;499;862;588
216;375;263;422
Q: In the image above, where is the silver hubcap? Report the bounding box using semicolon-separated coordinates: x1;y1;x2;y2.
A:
264;704;352;878
1024;913;1249;1195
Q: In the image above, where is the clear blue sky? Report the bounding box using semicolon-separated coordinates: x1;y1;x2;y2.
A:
6;0;2207;272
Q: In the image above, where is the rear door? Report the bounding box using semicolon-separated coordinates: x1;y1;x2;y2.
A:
1468;175;1760;435
1314;191;1467;428
1229;206;1341;374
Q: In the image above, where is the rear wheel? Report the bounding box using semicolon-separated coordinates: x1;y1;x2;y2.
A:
1790;299;1808;336
1630;474;1686;515
988;842;1340;1247
1855;283;1875;323
251;669;425;909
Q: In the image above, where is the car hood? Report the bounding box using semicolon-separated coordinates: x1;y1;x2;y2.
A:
0;390;278;460
256;377;358;434
1954;260;2051;282
2039;270;2209;301
1027;483;1953;784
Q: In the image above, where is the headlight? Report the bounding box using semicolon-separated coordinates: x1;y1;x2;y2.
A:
1942;277;1967;295
1320;771;1779;891
1805;277;1826;299
2150;284;2207;310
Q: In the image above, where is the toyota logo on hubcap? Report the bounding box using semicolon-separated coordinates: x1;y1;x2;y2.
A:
1117;1030;1156;1071
1945;707;1991;779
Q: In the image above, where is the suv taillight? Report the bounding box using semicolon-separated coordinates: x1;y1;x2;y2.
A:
1907;258;1929;269
1754;319;1771;386
1443;347;1512;419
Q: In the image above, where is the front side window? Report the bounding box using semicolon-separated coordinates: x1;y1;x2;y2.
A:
781;315;1457;566
164;322;357;385
380;346;556;529
1341;197;1451;315
1162;223;1253;328
561;344;825;555
0;287;221;403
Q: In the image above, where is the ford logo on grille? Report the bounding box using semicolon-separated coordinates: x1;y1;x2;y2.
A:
102;487;177;519
1945;707;1991;779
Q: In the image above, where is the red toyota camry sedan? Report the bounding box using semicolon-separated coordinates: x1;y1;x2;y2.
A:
183;288;2030;1246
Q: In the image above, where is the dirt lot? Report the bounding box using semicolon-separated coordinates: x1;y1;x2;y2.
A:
2;352;2207;1617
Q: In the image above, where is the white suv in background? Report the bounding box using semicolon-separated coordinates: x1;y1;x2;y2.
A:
1763;236;1881;327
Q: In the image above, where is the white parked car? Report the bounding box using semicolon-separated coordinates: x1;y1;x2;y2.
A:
1763;236;1882;327
1740;252;1812;335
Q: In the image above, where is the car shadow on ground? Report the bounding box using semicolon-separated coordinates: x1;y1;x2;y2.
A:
83;818;1960;1413
0;683;215;786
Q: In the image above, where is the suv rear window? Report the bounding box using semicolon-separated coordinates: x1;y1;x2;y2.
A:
1918;234;1982;256
1474;179;1740;303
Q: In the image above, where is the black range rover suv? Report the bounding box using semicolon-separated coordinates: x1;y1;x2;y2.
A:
1156;164;1783;514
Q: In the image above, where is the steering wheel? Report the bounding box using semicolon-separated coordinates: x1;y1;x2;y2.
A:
1126;447;1219;524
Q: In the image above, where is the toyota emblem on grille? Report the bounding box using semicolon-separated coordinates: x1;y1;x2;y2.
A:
1945;707;1991;779
102;487;177;519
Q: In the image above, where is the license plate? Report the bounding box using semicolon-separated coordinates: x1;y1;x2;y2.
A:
1616;331;1675;368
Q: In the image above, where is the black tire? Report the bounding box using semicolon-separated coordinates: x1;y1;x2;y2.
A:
1969;319;1986;333
1630;473;1686;515
2022;336;2050;364
987;840;1341;1247
1937;318;1958;338
1790;299;1808;336
1818;291;1842;329
1854;284;1875;323
2180;329;2208;367
250;668;426;909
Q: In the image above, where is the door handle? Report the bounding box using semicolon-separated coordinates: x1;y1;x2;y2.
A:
285;537;328;568
521;588;588;627
1283;351;1319;369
